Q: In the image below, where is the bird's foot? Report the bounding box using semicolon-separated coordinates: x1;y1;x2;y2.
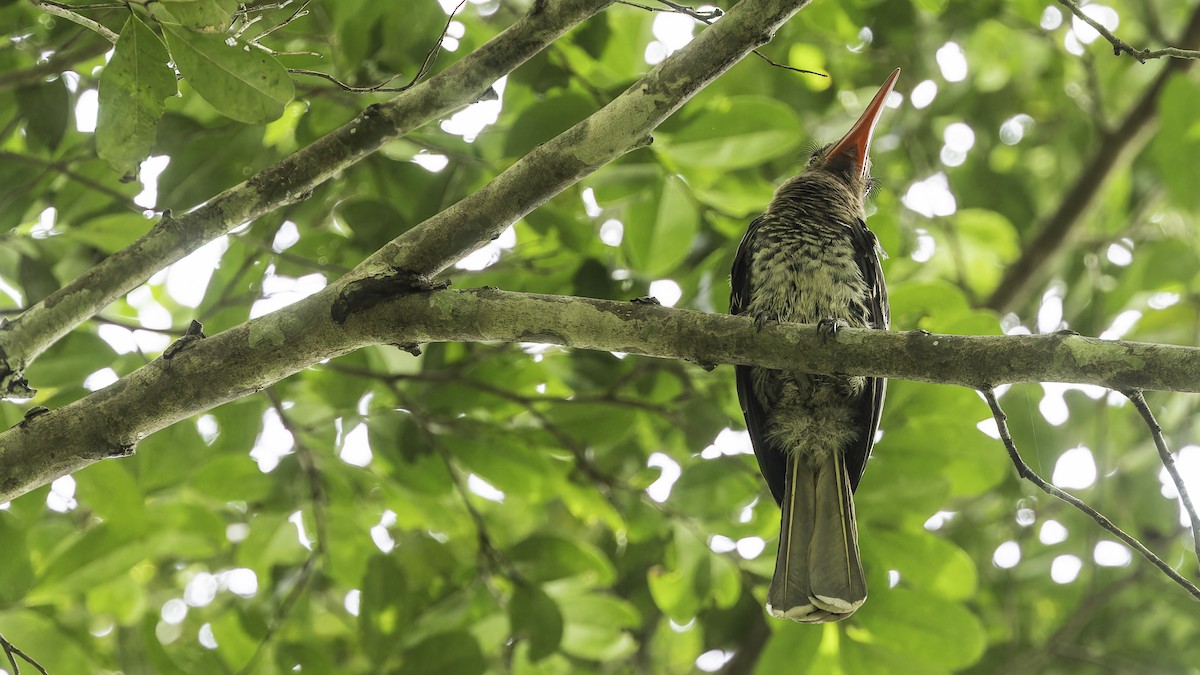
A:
817;317;849;344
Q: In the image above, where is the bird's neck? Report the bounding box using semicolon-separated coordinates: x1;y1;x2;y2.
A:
769;172;865;224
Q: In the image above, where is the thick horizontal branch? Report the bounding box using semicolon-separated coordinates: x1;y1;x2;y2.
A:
0;0;612;394
360;290;1200;392
4;286;1198;503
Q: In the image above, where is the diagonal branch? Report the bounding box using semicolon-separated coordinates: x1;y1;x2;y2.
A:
1125;389;1200;565
353;0;817;282
0;0;614;396
32;1;120;43
0;631;49;675
981;386;1200;601
1056;0;1200;63
985;3;1200;314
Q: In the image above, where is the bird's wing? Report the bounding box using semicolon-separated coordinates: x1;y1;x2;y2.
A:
731;217;788;506
846;218;889;491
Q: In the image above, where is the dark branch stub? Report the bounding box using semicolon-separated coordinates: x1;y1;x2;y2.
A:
331;272;451;324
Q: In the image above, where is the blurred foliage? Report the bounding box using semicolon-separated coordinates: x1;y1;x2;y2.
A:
2;0;1200;673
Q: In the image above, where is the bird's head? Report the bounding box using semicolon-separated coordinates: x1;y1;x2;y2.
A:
791;68;901;204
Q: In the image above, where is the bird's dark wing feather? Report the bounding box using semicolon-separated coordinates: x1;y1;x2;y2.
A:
846;218;889;491
731;217;787;505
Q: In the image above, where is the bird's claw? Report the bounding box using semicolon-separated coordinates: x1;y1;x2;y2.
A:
818;317;848;344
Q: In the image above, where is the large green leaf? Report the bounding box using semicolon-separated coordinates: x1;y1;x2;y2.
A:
852;587;985;669
622;175;700;277
1151;76;1200;212
657;96;803;170
157;0;237;31
162;22;293;124
510;584;564;661
97;14;177;176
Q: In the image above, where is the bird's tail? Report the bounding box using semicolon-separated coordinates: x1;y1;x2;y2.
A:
766;450;866;623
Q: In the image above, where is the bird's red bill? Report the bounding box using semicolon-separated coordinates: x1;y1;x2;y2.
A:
826;68;901;178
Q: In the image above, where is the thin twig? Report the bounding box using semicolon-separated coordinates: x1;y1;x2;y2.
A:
618;0;827;77
233;553;319;675
981;386;1200;601
287;0;466;93
234;389;328;675
33;1;121;44
0;39;110;92
1056;0;1200;62
266;389;329;557
1125;389;1200;565
0;632;50;675
250;0;310;43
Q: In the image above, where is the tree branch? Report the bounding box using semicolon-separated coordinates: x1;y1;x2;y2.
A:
984;3;1200;314
1056;0;1200;62
353;0;816;283
0;0;614;396
981;386;1200;601
3;286;1199;503
32;1;120;43
0;631;49;675
0;40;110;92
1125;389;1200;565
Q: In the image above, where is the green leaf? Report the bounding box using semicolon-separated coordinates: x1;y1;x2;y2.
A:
162;22;293;124
504;92;595;158
670;456;761;519
853;587;985;669
24;331;116;392
657;96;803;170
85;572;147;626
510;584;564;661
864;529;977;600
157;0;237;31
74;461;147;536
556;592;640;661
0;517;35;604
16;78;70;150
212;609;262;670
0;610;94;673
623;175;700;277
189;453;274;502
67;213;153;253
401;631;486;675
360;554;411;660
509;534;616;585
97;14;177;176
752;621;822;675
1151;75;1200;211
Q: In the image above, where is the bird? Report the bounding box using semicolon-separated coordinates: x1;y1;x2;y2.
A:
729;69;898;623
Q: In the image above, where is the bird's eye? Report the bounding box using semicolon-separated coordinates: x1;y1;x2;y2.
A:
805;143;829;166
